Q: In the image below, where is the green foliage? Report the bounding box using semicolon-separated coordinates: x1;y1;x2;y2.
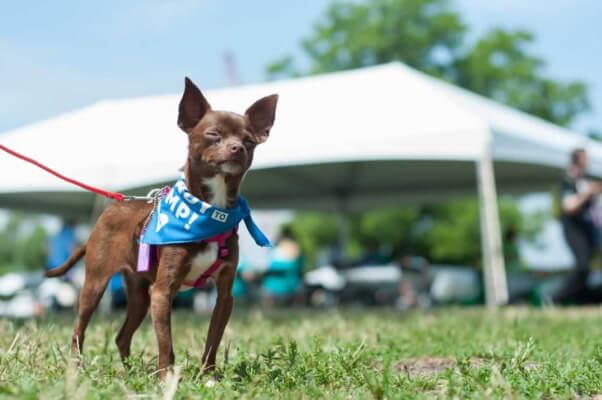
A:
588;130;602;142
265;56;301;81
268;0;466;78
3;308;602;398
267;0;561;269
15;226;48;271
266;0;589;127
425;200;482;266
288;212;340;269
354;206;421;248
454;29;589;126
0;214;22;269
424;198;543;267
291;198;544;268
0;212;48;273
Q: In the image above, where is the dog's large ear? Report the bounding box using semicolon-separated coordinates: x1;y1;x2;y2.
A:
245;94;278;143
178;77;211;132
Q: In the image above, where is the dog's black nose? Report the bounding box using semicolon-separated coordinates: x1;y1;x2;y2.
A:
230;144;244;154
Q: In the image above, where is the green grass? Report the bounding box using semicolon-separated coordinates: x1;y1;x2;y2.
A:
2;307;602;399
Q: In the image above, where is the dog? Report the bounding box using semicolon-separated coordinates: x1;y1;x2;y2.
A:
46;77;278;380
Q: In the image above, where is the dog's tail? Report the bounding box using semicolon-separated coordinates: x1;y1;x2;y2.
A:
45;244;86;278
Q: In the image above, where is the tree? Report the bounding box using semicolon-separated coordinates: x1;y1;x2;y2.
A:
424;198;544;267
270;0;560;268
0;212;48;274
289;200;545;269
353;206;422;255
588;130;602;142
266;0;589;127
288;212;340;269
454;29;589;126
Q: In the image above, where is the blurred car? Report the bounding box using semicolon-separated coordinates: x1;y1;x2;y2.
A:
0;271;78;318
304;263;410;307
304;262;490;307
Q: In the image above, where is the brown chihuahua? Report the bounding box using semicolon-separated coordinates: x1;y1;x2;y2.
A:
46;77;278;380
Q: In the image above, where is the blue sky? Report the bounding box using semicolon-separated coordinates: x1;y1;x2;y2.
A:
1;0;600;134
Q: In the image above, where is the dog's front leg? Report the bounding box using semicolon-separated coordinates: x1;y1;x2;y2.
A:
201;264;236;374
150;248;189;379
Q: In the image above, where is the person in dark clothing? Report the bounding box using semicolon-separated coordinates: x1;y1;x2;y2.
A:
553;148;602;303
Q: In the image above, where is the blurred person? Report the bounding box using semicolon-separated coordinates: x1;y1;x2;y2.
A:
359;238;390;265
197;259;260;312
503;227;534;303
503;227;521;272
232;256;261;304
261;226;305;307
45;219;78;280
107;273;126;308
335;239;390;270
397;254;431;309
40;219;79;310
552;148;602;304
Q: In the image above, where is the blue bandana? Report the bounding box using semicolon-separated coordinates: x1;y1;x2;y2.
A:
140;176;271;247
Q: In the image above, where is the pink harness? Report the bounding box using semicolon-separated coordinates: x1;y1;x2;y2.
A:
136;185;237;288
183;228;237;288
146;228;237;289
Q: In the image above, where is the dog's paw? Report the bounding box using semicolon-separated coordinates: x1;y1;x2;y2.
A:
204;377;218;388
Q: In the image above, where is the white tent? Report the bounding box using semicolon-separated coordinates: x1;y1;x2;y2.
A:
1;62;600;306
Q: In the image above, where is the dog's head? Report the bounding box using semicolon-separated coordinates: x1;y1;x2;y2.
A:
177;77;278;176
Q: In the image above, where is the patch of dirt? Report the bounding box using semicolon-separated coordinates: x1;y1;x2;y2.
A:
394;357;475;377
375;357;539;378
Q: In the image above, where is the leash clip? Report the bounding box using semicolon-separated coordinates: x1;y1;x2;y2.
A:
123;186;170;203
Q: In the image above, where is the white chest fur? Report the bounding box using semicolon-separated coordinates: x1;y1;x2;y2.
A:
202;174;228;208
180;242;219;291
179;174;228;291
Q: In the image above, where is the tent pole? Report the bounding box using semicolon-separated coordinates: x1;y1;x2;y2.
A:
476;153;508;307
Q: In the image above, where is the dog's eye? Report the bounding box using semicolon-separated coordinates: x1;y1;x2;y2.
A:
205;132;221;142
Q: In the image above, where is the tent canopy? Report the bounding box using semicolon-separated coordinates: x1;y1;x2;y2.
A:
3;62;598;306
1;62;598;217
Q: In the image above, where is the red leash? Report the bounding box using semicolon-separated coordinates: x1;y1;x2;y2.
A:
1;144;126;201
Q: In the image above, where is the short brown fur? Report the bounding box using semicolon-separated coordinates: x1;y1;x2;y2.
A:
47;78;278;379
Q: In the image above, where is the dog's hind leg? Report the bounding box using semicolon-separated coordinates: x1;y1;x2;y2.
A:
71;272;111;357
116;270;150;363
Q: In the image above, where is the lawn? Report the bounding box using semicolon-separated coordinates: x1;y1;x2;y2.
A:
2;307;602;399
